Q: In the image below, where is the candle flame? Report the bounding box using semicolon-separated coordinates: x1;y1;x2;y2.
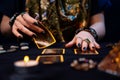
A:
24;56;29;63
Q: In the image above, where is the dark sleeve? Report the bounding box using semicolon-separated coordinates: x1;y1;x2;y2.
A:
0;0;26;18
91;0;112;16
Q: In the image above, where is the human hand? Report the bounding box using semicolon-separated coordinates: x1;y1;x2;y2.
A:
10;12;44;38
65;30;100;51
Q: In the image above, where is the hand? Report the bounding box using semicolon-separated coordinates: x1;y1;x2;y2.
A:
65;30;100;51
11;12;44;38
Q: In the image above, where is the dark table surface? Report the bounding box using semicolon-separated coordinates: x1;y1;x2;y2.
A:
0;38;120;80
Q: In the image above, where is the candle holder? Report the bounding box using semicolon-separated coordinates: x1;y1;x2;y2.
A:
10;56;41;80
10;65;41;80
14;60;39;74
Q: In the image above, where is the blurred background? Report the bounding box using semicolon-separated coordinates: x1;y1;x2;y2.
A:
103;0;120;42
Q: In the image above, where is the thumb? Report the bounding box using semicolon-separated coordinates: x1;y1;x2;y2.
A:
65;38;76;48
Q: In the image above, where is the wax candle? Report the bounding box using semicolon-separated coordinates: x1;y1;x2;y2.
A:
14;56;39;67
11;56;40;80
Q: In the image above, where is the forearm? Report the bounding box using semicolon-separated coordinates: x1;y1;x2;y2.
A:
90;12;105;40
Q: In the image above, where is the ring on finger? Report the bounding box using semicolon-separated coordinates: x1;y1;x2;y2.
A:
83;38;90;44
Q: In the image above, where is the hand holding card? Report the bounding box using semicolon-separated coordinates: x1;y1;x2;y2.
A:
33;21;56;49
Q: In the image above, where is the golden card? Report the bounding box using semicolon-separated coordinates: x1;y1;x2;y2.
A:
37;55;64;64
33;21;56;49
42;48;65;54
74;49;99;55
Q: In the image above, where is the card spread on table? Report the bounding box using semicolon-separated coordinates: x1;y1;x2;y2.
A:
74;49;99;55
42;48;65;54
38;55;64;64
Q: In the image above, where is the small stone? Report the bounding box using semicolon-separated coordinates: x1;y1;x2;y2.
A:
6;48;17;53
10;45;19;49
0;50;6;54
20;46;29;50
0;45;4;50
20;42;29;46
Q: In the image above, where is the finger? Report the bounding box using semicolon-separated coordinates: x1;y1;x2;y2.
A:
16;15;29;27
22;14;44;33
30;22;44;33
15;20;35;36
65;38;76;48
76;37;83;48
89;42;95;51
93;41;101;49
81;40;88;51
12;24;23;38
22;13;37;23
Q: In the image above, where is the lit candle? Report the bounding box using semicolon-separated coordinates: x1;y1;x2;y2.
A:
14;56;39;67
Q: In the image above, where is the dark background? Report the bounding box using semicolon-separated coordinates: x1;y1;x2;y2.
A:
103;0;120;42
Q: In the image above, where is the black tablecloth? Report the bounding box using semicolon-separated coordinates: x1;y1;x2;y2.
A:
0;39;120;80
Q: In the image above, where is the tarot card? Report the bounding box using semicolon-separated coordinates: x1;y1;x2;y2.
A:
32;21;56;49
42;48;65;54
74;49;99;55
36;55;64;64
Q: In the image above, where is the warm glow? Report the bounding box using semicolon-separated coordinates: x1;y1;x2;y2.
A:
24;56;29;63
115;57;120;63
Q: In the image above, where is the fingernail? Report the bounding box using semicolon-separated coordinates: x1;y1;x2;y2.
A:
78;43;81;48
92;46;95;49
32;34;37;38
33;22;39;26
41;31;46;34
83;47;87;51
18;35;23;39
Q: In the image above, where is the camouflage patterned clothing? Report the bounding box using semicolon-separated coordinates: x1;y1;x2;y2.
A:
26;0;91;42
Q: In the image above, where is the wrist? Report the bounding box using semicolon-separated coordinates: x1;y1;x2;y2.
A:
75;27;98;40
9;13;19;27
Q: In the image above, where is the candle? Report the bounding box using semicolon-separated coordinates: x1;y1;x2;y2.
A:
14;56;39;67
11;56;40;80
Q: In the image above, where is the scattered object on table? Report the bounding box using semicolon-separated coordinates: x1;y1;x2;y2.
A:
20;42;29;46
0;45;4;50
10;45;19;49
20;46;29;50
0;50;6;54
70;59;79;67
70;58;97;71
6;48;17;53
20;42;29;50
42;48;65;54
38;55;64;64
74;49;99;55
98;41;120;77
